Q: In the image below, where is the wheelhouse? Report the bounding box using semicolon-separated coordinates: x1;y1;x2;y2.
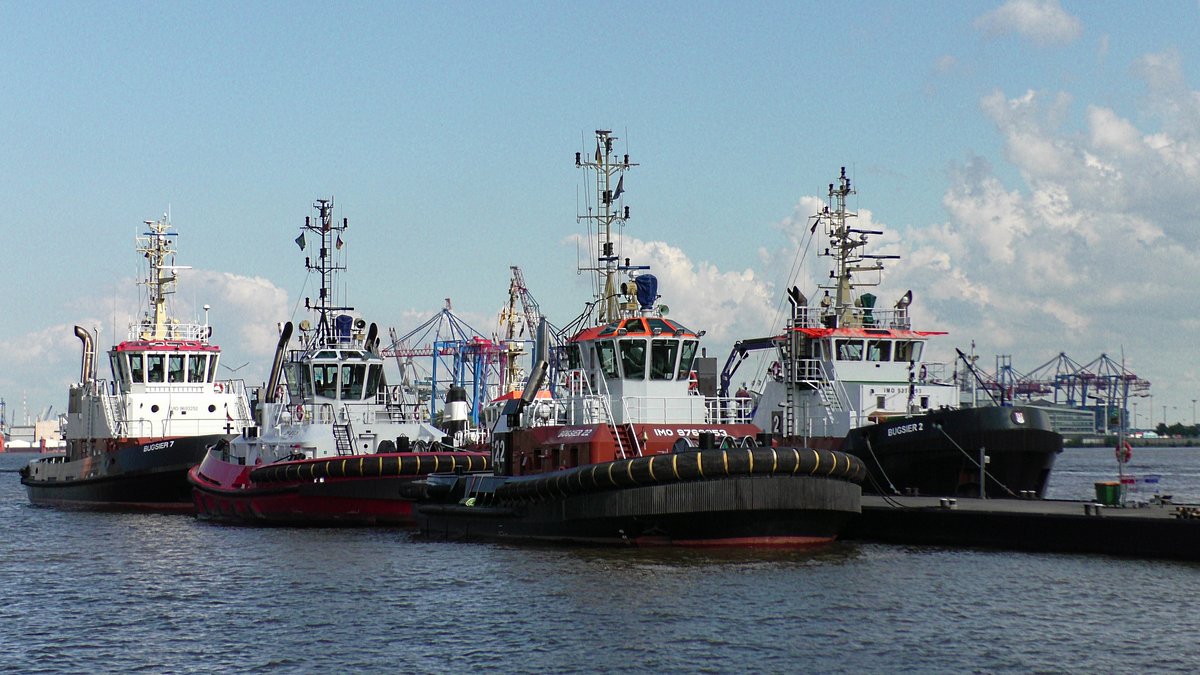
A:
284;349;386;403
566;317;700;385
110;341;221;393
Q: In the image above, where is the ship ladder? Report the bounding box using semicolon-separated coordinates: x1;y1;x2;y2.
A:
611;423;642;460
332;424;355;456
102;394;127;436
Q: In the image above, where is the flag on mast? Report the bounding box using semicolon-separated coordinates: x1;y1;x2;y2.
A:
612;175;624;202
295;233;306;250
336;234;344;250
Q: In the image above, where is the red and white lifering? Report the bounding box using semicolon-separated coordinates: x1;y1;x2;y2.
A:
1116;440;1132;463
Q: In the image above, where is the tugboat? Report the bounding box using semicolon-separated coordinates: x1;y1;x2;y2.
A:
721;168;1062;498
21;215;254;510
415;131;865;546
188;199;490;525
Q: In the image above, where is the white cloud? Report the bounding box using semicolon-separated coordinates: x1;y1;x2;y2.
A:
563;233;778;356
974;0;1083;47
0;270;292;415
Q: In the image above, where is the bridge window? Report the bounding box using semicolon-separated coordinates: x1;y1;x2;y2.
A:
111;354;129;390
147;354;165;383
187;354;208;383
676;340;698;380
128;354;144;383
867;340;891;362
365;364;383;398
894;340;924;363
565;344;583;370
650;339;678;380
285;362;311;399
207;355;219;382
168;355;185;383
596;341;618;379
620;339;647;380
341;363;367;400
836;339;864;361
313;363;339;398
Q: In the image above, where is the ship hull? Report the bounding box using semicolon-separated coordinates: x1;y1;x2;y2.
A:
836;406;1062;498
416;447;865;547
188;450;491;526
20;435;219;512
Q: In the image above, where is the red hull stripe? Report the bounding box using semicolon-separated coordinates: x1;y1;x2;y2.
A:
636;535;837;547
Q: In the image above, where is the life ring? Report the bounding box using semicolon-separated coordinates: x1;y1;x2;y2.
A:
295;405;305;422
1116;441;1132;463
214;382;224;393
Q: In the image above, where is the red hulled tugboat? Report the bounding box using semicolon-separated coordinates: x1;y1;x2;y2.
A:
415;131;865;546
21;215;254;510
188;199;489;525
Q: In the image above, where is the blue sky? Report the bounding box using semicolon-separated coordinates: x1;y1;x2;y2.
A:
3;1;1199;429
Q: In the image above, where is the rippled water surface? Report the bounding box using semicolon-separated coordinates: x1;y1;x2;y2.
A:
3;448;1200;673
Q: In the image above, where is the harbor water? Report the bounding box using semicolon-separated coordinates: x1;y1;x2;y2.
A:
3;448;1200;673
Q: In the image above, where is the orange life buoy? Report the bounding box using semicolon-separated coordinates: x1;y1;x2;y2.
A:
1116;441;1132;463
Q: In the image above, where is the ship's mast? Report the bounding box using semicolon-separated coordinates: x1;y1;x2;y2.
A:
815;167;895;328
300;198;352;347
577;129;637;324
136;215;189;340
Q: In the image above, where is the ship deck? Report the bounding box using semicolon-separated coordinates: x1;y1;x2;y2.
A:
845;495;1200;562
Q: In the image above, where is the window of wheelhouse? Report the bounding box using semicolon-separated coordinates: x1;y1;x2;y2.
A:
207;354;219;382
168;355;185;383
147;354;165;383
675;340;698;380
866;340;891;362
284;362;311;400
313;363;339;399
894;340;924;363
619;339;647;380
836;339;863;361
187;354;208;383
649;339;678;380
595;341;618;379
565;344;583;370
341;363;367;400
128;354;145;383
365;364;383;399
110;353;129;390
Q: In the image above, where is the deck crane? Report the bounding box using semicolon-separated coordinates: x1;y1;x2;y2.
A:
496;266;545;393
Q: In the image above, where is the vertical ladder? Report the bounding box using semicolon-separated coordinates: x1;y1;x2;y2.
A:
332;424;354;455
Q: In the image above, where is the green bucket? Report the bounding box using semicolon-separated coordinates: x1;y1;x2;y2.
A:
1094;481;1120;506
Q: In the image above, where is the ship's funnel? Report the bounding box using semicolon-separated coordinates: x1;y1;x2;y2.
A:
522;360;548;405
787;286;807;308
73;326;95;383
265;322;293;403
365;322;379;354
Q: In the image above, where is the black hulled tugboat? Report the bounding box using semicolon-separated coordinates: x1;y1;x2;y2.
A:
21;215;253;510
721;168;1062;498
415;131;865;546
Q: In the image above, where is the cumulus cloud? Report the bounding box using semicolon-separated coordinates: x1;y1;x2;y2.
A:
1;270;291;413
974;0;1083;47
876;61;1200;416
563;233;778;355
